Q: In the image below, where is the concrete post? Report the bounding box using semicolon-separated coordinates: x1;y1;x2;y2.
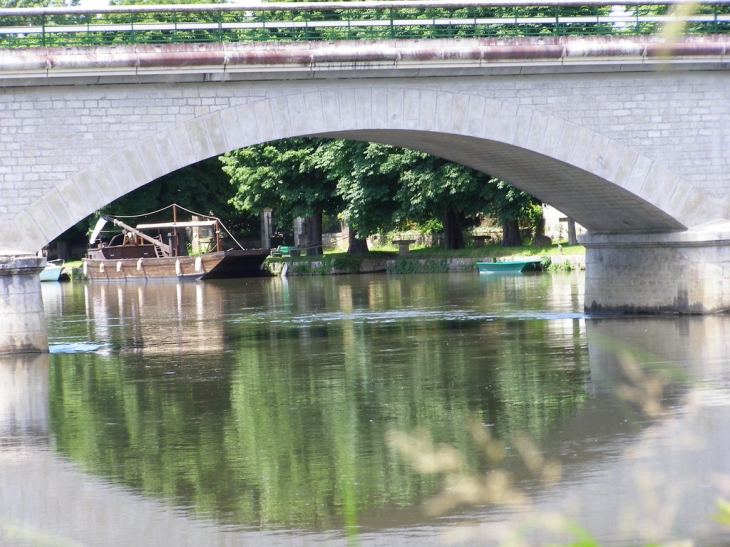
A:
260;208;272;250
293;217;306;248
567;219;578;246
0;255;48;353
581;221;730;314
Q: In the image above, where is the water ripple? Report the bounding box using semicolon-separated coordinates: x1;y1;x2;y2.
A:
236;308;586;326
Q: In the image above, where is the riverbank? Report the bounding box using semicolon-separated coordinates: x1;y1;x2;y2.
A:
266;246;585;276
63;245;585;279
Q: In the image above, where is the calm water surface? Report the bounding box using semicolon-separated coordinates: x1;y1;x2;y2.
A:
1;272;729;546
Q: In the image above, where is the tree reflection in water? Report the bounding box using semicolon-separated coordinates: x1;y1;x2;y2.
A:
47;275;591;530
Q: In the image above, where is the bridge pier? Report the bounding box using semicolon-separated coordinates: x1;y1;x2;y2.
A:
582;221;730;314
0;255;48;354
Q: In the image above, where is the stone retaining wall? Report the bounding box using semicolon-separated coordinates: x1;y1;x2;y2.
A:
266;254;585;276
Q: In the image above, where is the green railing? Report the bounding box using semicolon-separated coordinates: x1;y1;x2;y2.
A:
0;0;729;48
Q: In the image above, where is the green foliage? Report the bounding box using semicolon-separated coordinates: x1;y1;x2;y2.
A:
542;256;574;272
221;138;339;233
525;202;545;235
417;218;443;235
3;2;728;49
490;178;541;224
47;278;591;528
111;0;227;4
224;137;540;250
328;253;364;272
310;140;403;238
380;147;495;223
0;0;80;36
289;262;321;275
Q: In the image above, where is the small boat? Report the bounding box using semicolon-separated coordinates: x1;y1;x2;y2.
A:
40;259;65;282
83;205;270;281
476;259;542;273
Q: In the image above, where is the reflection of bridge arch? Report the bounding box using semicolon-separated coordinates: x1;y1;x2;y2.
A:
2;313;729;545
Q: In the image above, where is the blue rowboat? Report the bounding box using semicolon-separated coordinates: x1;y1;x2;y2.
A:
476;259;542;273
40;260;65;282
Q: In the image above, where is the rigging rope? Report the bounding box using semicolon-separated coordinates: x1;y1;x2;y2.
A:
99;203;248;251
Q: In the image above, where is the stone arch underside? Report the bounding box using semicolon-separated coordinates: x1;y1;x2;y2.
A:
3;86;708;254
314;129;687;233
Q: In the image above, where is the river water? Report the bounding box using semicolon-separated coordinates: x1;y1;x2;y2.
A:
1;272;729;546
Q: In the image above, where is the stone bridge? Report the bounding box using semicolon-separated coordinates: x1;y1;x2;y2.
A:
1;33;730;351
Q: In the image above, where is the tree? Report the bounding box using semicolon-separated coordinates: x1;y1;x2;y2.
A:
221;138;339;254
224;139;404;254
308;140;402;253
223;137;542;253
380;148;495;250
315;142;535;250
0;0;79;33
484;179;540;247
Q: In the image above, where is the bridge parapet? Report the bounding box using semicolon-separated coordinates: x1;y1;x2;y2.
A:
0;0;729;49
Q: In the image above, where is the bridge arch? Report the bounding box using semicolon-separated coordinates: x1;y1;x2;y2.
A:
2;85;705;254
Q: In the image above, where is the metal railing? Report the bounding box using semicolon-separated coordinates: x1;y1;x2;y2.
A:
0;0;728;48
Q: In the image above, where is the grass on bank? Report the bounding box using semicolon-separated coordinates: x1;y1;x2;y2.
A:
376;241;584;259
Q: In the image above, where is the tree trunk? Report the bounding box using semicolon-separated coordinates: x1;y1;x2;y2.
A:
442;210;464;250
305;213;324;255
53;240;70;261
347;230;369;254
501;219;522;247
535;214;545;237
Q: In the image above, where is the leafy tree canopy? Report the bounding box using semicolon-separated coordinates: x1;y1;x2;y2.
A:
223;137;540;248
221;138;339;233
309;140;402;239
